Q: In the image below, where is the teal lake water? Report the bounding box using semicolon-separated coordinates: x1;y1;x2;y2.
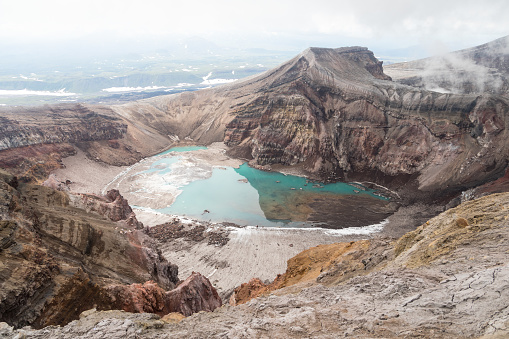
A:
147;146;385;227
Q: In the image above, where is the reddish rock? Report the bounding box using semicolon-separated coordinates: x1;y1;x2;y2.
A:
0;143;76;183
0;174;180;329
166;272;222;316
107;281;168;315
106;272;221;317
229;278;270;306
474;168;509;196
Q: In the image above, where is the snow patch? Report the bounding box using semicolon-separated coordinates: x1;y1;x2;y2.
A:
200;78;238;85
202;72;213;81
102;86;166;93
0;89;76;96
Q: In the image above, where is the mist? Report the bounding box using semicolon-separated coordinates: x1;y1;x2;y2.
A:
416;36;509;95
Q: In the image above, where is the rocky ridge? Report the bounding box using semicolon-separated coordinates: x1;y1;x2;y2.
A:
2;41;509;201
108;43;509;203
1;38;509;336
3;192;508;338
0;104;127;151
0;103;174;183
0;170;221;329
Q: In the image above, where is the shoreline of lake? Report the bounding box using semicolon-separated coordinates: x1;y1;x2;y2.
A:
51;143;409;296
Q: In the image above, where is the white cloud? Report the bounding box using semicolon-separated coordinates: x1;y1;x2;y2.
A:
0;0;508;51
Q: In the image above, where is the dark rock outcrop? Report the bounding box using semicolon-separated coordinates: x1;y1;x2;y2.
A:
166;272;222;316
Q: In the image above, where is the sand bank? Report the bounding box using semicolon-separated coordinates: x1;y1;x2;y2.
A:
53;148;129;195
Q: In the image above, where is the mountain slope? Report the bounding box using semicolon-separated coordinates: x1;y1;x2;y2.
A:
6;191;509;338
111;45;509;201
2;41;509;202
0;170;221;329
385;35;509;96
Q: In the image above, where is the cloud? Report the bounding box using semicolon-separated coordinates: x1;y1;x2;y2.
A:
416;36;509;94
1;0;508;51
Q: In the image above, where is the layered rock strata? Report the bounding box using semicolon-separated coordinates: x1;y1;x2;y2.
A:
0;171;221;329
3;192;508;338
69;189;144;229
2;42;509;201
0;104;127;151
110;44;509;202
0;103;174;182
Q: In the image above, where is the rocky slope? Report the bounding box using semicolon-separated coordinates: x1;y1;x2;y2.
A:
2;38;509;336
0;104;127;151
2;41;509;201
385;35;509;97
0;170;221;329
108;44;509;203
0;103;173;182
4;191;508;338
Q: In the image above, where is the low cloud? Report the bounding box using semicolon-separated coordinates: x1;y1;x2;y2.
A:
418;36;509;95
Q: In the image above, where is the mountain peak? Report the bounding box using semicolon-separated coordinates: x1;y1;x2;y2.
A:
296;46;391;82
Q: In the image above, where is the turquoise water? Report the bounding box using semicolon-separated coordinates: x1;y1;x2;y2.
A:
150;150;385;226
160;166;288;226
235;163;376;196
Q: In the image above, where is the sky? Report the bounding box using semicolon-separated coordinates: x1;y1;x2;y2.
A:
1;0;508;56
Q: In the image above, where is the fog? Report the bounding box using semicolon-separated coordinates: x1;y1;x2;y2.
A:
418;36;509;94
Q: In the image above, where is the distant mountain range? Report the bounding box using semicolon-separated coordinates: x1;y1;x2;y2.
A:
0;38;296;105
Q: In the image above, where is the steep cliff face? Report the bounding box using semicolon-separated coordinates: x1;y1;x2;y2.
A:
0;104;127;151
110;45;509;200
0;103;174;182
0;143;77;183
0;171;221;329
2;43;509;199
221;47;509;195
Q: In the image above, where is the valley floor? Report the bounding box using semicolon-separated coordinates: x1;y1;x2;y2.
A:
53;145;412;298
